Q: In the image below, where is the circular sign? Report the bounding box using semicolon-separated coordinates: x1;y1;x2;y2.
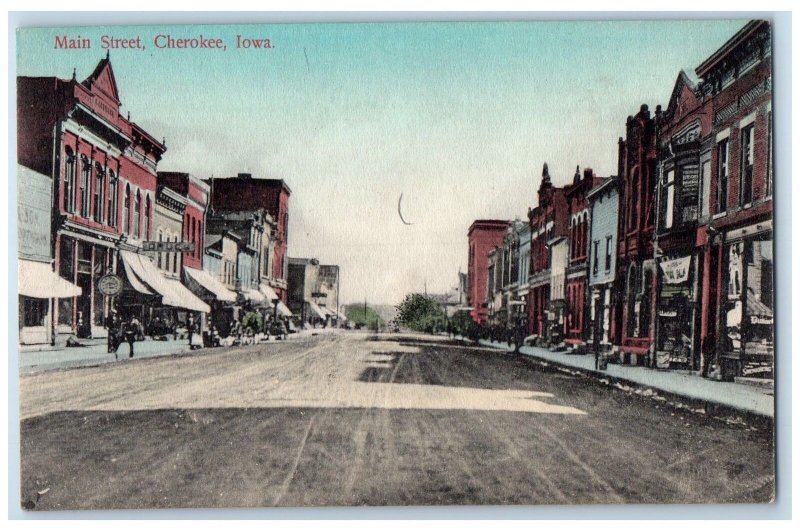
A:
97;274;124;297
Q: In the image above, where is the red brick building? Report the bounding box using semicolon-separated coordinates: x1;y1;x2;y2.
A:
18;56;166;338
207;174;292;302
696;20;773;380
467;219;509;324
615;104;659;364
527;164;568;340
651;70;713;370
157;172;210;272
564;167;607;349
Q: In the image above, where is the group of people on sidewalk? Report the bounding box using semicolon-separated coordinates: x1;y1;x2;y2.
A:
106;310;142;359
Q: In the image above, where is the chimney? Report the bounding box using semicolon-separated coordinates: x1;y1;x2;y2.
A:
238;173;252;179
583;168;593;181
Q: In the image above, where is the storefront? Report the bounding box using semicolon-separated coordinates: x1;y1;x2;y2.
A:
655;255;698;369
18;260;82;344
119;250;210;335
183;266;238;335
588;285;613;350
721;224;773;379
17;164;82;345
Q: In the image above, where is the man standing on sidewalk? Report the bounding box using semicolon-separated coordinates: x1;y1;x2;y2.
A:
124;316;141;358
106;309;120;357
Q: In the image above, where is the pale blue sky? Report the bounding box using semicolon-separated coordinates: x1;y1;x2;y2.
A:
17;20;749;305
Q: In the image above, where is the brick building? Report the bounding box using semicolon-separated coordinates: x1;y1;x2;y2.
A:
527;164;568;341
207;173;291;302
615;105;659;365
651;70;714;370
18;56;168;338
564;167;607;349
467;220;509;324
696;20;773;380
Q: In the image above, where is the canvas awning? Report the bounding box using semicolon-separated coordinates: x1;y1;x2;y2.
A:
259;283;280;303
259;283;292;316
276;300;293;317
18;259;82;299
306;300;328;320
184;266;237;303
120;251;210;313
162;277;211;313
241;288;267;305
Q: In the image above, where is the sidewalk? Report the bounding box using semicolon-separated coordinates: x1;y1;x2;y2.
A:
464;337;774;419
19;338;193;374
18;327;341;375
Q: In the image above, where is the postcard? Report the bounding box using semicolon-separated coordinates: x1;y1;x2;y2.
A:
15;18;775;511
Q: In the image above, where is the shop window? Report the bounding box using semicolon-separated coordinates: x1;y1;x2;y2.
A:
716;139;729;213
64;148;76;213
626;264;639;337
22;298;47;327
740;125;754;206
640;269;654;338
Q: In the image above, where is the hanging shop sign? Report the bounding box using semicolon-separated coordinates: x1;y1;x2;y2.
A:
659;256;691;284
97;273;124;297
142;241;196;253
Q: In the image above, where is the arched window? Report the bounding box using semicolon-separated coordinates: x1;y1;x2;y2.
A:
123;184;131;235
63;147;76;213
134;190;141;239
80;156;91;218
107;170;118;228
93;162;104;223
144;195;151;240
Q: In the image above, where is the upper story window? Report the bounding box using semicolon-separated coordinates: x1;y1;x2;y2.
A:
64;148;76;213
80;156;91;218
740;125;754;206
108;171;118;228
93;162;104;223
662;169;676;229
134;190;141;239
716;139;729;213
592;240;599;275
605;236;612;271
766;111;773;197
123;184;131;235
144;195;151;240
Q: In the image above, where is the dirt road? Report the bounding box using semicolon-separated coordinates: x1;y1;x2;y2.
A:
19;331;774;509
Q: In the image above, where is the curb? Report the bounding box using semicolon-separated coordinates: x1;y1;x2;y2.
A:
455;336;773;428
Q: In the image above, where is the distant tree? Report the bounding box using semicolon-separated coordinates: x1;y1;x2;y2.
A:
450;310;478;337
395;294;447;333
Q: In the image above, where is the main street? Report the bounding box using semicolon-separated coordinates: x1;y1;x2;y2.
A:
19;331;773;510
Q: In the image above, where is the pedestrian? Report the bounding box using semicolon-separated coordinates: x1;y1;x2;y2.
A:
701;332;716;378
187;314;195;349
124;315;141;358
106;309;120;357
